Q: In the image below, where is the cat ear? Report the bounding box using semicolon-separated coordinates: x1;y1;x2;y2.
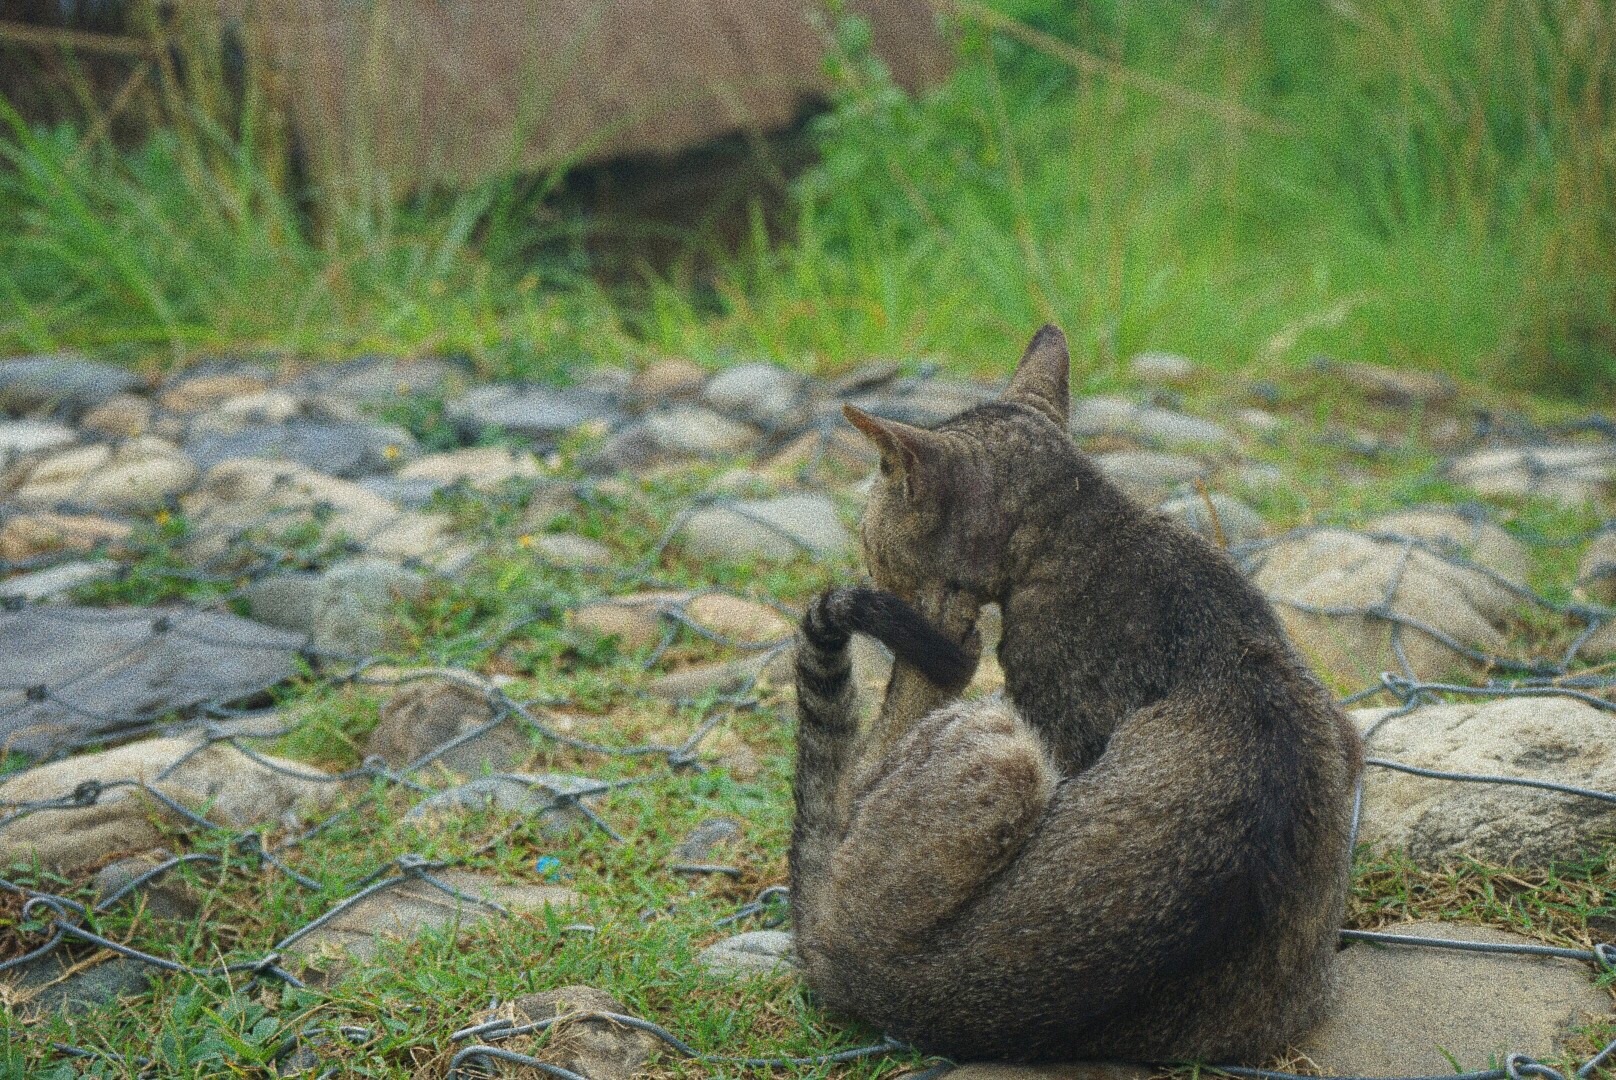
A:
842;404;940;501
1005;323;1070;425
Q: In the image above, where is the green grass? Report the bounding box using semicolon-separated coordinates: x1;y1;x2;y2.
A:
1;1;1613;394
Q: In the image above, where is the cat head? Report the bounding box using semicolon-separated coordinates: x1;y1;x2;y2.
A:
843;324;1075;602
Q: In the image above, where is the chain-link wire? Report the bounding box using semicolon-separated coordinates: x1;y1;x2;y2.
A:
4;374;1615;1077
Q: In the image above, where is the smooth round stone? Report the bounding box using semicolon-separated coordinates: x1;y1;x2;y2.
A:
680;494;852;562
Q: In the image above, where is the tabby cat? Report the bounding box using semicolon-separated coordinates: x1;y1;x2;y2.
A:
789;325;1361;1063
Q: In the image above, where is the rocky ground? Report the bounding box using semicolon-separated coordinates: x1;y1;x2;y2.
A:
1;348;1614;1078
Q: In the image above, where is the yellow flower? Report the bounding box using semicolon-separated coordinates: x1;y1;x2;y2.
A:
383;444;402;460
154;510;172;526
518;534;535;549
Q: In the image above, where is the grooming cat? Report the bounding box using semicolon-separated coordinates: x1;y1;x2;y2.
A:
789;326;1361;1063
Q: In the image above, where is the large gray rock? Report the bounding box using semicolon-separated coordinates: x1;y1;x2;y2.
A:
702;363;807;429
1448;444;1616;507
287;355;462;404
186;421;417;477
1353;697;1616;866
1299;921;1609;1074
3;953;152;1016
402;773;600;835
679;494;852;562
1156;492;1264;544
1071;397;1235;449
697;929;795;979
247;557;425;656
182;459;475;571
447;384;620;442
641;405;761;457
9;437;198;511
366;678;529;775
1248;529;1519;686
285;869;576;973
0;736;339;874
0;353;141;415
0;605;304;758
1366;507;1533;584
0;559;117;602
1092;451;1207;502
1578;528;1616;605
501;986;660;1080
0;419;76;458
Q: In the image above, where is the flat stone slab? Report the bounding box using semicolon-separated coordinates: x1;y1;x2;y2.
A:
0;735;338;874
679;494;852;562
286;869;577;970
1365;507;1533;584
1353;696;1616;867
1299;922;1611;1074
0;604;305;758
185;420;417;477
0;353;141;415
1448;444;1616;507
1247;528;1519;686
447;384;621;443
697;929;795;979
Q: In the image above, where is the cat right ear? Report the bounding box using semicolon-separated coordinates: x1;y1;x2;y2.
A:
842;404;939;502
1005;323;1070;425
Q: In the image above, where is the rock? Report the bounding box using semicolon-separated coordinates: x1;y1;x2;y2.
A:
1299;921;1609;1074
629;357;707;405
0;353;141;415
0;419;76;458
1234;408;1283;436
1448;444;1616;507
501;986;659;1080
366;678;529;775
1313;357;1457;406
697;929;795;979
1128;351;1196;384
825;359;903;397
1092;451;1207;502
182;459;473;570
683;594;792;643
1578;529;1616;605
79;394;153;439
3;954;152;1016
1071;398;1235;449
1232;463;1288;493
533;533;612;570
0;736;338;874
250;557;425;657
1365;507;1532;584
570;593;688;651
703;362;806;429
1156;492;1264;544
93;849;201;920
646;657;772;702
402;773;600;835
395;447;543;490
0;512;132;562
679;494;852;562
1583;620;1616;658
1248;529;1519;686
849;378;996;427
763;426;878;485
0;559;117;601
185;389;306;435
673;818;741;861
11;437;198;511
288;355;462;404
186;420;417;478
0;605;305;759
159;371;270;412
641;405;761;457
1352;697;1616;866
284;868;576;972
447;384;620;443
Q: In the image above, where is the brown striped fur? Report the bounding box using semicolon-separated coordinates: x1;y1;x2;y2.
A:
789;326;1362;1063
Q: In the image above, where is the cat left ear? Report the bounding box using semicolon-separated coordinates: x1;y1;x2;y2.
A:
1005;323;1070;425
842;404;940;502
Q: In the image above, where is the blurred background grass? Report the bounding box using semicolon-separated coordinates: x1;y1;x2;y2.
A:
0;0;1611;397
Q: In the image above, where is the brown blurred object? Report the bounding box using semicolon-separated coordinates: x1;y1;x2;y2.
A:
2;1;948;191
